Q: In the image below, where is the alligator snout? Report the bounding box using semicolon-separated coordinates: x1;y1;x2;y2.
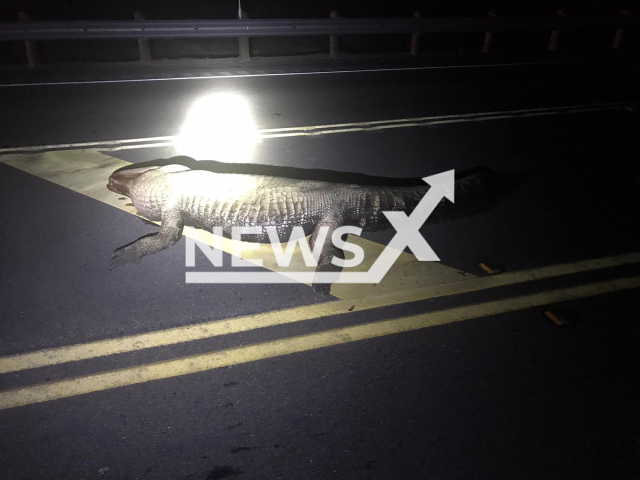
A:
107;175;127;196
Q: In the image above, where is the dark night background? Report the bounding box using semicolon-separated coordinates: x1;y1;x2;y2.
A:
1;1;639;479
1;0;633;20
2;1;638;65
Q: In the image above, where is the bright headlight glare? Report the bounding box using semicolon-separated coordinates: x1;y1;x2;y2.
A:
176;93;260;162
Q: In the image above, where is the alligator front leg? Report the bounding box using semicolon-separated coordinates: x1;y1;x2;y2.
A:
309;208;346;296
110;206;184;269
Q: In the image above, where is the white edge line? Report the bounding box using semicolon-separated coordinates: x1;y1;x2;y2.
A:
0;59;593;88
0;100;635;155
97;104;636;151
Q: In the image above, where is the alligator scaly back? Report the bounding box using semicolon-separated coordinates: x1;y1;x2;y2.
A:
107;161;522;295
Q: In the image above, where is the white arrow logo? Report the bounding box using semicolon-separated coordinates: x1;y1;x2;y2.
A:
383;170;454;261
185;170;455;284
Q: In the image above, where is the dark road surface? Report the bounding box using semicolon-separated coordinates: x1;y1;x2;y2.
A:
0;60;637;148
0;59;639;479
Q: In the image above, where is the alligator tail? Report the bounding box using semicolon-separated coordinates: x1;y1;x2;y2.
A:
423;167;524;225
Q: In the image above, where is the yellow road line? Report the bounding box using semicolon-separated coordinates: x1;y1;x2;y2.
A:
0;252;637;374
1;276;638;410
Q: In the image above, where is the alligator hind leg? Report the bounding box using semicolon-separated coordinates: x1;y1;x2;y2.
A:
110;206;184;269
309;208;345;296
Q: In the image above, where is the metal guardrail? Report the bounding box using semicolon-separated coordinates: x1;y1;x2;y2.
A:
0;16;636;41
0;12;636;67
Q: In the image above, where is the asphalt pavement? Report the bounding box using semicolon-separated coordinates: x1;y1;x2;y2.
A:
0;58;639;479
0;59;637;148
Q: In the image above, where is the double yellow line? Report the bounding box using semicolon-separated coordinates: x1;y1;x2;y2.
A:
0;253;638;409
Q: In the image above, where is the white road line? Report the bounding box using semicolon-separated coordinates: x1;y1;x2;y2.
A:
107;103;636;151
260;103;634;138
105;141;173;151
0;100;634;154
0;59;592;88
259;101;634;133
0;135;174;152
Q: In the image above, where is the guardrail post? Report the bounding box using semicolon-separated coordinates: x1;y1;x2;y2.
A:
18;12;40;68
329;10;340;58
548;8;564;51
238;9;250;62
134;11;151;63
410;11;421;55
483;10;497;53
612;10;630;49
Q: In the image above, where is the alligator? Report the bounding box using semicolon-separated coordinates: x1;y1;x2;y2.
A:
107;160;521;294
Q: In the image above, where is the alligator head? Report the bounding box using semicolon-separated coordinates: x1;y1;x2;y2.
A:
107;166;161;197
107;165;191;197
